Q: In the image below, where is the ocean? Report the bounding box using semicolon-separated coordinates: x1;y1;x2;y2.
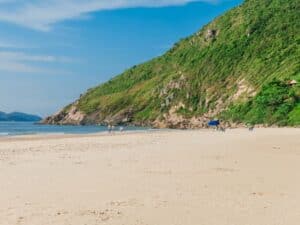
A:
0;122;147;136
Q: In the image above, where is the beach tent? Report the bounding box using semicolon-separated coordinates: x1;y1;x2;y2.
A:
208;120;220;127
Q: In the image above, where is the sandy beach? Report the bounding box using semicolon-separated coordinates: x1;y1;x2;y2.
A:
0;128;300;225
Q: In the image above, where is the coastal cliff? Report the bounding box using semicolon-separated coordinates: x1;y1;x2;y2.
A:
43;0;300;128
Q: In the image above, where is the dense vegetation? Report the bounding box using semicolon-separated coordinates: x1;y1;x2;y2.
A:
45;0;300;127
222;80;299;126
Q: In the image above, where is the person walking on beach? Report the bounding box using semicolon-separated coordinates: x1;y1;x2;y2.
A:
108;125;112;133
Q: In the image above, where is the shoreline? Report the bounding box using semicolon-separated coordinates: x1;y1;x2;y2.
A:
0;126;299;139
0;128;201;142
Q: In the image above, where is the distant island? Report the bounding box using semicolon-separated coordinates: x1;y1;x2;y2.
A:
0;111;42;122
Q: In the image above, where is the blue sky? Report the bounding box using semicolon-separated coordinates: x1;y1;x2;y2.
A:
0;0;242;117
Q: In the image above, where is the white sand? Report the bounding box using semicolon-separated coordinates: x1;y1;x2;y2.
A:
0;128;299;225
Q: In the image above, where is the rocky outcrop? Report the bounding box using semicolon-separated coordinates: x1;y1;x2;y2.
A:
42;106;86;125
205;29;218;41
42;106;135;126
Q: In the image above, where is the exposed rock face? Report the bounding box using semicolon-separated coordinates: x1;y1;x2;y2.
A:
232;79;256;101
42;106;86;125
102;109;134;125
205;29;217;40
42;107;135;126
153;104;210;129
42;77;256;128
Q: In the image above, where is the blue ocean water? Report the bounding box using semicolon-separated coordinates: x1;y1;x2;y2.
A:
0;122;147;136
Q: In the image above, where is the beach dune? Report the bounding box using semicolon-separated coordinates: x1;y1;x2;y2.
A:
0;128;299;225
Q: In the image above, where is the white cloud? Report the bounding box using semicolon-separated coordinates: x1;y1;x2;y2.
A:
0;40;16;48
0;60;45;73
0;50;74;73
0;51;73;63
0;39;35;49
0;0;220;31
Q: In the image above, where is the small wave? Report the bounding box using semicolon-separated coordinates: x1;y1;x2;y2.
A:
0;132;38;137
0;132;68;137
38;132;66;136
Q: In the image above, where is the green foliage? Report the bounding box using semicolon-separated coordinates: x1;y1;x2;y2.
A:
288;104;300;125
59;0;299;126
223;80;300;126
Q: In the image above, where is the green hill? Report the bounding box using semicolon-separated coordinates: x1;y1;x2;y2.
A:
43;0;300;128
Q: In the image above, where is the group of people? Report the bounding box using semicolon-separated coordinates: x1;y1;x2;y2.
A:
107;121;254;133
208;120;255;132
107;125;124;133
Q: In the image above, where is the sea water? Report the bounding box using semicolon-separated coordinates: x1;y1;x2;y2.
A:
0;122;147;136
